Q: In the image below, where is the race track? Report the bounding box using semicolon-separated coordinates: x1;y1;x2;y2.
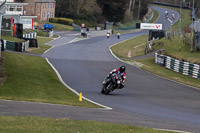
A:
1;6;200;132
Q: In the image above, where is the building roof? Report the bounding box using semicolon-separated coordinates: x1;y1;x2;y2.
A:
3;14;37;19
5;3;28;6
40;0;55;2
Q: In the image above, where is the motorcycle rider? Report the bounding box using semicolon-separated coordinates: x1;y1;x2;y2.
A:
106;31;110;38
103;65;126;89
117;33;120;39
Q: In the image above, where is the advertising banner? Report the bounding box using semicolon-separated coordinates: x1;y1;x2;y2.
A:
141;23;162;30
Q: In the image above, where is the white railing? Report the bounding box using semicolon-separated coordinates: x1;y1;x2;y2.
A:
4;0;13;2
5;11;23;15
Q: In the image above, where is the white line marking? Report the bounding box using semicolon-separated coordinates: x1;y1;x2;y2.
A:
43;45;54;54
68;38;79;43
108;8;195;133
154;128;191;133
45;58;112;110
44;35;61;45
0;99;109;111
68;38;88;44
43;34;112;110
109;36;193;133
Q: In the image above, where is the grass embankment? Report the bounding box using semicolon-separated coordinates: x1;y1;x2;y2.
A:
114;20;141;34
36;20;74;31
28;37;53;54
1;36;25;42
111;6;200;88
0;52;98;108
0;116;175;133
134;57;200;88
153;36;200;64
0;35;176;133
111;35;148;58
114;8;159;34
149;9;159;23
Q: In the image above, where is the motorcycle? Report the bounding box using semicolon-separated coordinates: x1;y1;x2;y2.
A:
117;33;120;39
106;33;110;38
101;72;122;95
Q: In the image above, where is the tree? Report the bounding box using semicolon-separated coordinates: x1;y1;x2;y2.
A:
124;0;148;22
56;0;150;23
56;0;102;21
96;0;128;22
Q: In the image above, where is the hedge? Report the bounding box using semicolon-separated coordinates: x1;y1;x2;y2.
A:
49;18;58;23
50;18;74;26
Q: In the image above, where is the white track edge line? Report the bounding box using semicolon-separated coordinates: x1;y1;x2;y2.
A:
154;128;191;133
43;45;54;54
68;38;79;43
43;34;61;45
108;8;193;133
109;38;193;133
45;58;112;110
43;37;112;110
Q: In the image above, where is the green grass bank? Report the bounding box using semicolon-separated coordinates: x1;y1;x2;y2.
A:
0;52;98;108
0;116;176;133
111;5;200;89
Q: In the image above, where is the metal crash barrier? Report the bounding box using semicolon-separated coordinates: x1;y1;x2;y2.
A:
155;53;200;79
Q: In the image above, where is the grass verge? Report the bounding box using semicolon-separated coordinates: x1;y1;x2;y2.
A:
153;36;200;64
0;116;176;133
149;9;159;23
111;5;200;89
1;35;25;42
111;35;200;89
114;7;159;34
27;37;54;54
36;20;74;31
133;57;200;88
111;35;148;58
0;51;99;108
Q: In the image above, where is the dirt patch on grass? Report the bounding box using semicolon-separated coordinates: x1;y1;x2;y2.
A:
26;47;40;52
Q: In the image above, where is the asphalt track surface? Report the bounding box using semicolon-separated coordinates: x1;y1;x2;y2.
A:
1;6;200;132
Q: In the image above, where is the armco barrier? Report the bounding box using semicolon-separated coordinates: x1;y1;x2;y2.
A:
0;39;5;51
23;38;38;48
1;40;29;52
23;32;37;39
6;41;15;51
155;53;200;79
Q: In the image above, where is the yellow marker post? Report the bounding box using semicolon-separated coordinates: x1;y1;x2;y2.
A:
79;92;82;102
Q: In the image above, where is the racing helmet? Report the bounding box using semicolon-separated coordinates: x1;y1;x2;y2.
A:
119;66;126;73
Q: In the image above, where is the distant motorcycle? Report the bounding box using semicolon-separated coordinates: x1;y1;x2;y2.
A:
106;32;110;38
101;72;122;95
117;33;120;39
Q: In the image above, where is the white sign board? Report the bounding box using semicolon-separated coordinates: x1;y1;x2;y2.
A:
141;23;163;30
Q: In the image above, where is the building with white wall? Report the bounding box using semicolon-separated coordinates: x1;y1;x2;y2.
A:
0;0;37;29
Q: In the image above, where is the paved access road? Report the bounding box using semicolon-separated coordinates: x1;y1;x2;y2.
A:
1;6;200;132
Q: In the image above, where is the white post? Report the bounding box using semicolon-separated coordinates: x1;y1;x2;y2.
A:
0;13;2;57
179;0;182;52
190;0;194;52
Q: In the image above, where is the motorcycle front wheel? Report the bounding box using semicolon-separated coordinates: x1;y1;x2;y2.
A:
101;87;105;94
105;83;113;95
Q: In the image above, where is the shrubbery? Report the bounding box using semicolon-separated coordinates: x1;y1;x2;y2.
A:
49;18;74;26
49;18;58;23
35;30;49;37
